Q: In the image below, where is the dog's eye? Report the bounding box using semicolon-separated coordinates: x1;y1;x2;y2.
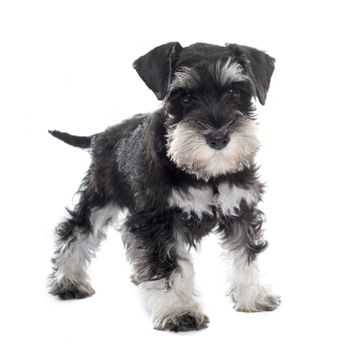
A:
228;86;242;98
181;92;192;104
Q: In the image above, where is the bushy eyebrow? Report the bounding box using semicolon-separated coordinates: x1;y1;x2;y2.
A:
211;58;250;85
169;67;200;92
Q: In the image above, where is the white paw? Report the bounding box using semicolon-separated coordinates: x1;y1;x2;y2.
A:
232;284;281;312
234;293;281;312
153;308;209;332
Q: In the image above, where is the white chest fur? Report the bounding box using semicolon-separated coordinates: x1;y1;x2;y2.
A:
168;183;259;217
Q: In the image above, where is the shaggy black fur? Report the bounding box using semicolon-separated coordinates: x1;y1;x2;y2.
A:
50;110;265;285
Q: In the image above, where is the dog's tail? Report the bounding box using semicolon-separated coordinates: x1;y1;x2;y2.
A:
48;130;93;149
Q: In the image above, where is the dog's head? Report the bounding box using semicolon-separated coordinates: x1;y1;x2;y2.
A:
133;42;275;180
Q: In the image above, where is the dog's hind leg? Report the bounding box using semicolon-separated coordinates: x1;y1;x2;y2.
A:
48;187;118;299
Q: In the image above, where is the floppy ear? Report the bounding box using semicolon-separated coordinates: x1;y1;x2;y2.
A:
225;43;275;105
133;42;183;100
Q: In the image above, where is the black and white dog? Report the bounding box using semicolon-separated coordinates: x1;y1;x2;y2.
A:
48;42;280;332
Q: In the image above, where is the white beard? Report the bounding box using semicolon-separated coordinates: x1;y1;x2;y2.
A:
166;119;261;180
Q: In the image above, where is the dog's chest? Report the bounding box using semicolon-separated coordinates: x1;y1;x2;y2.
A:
168;183;258;217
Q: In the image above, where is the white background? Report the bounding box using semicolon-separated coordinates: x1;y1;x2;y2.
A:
1;0;349;349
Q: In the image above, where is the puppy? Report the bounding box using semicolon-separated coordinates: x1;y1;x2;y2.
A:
48;42;280;332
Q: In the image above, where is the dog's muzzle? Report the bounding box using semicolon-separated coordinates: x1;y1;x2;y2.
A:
205;133;230;150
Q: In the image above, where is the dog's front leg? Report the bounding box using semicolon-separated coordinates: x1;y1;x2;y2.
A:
123;211;208;332
220;205;281;312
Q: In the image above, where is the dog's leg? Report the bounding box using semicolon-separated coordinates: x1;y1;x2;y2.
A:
48;195;118;299
142;250;208;332
123;213;208;332
220;206;281;312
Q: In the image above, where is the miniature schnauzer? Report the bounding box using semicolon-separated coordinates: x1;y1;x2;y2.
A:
48;42;280;332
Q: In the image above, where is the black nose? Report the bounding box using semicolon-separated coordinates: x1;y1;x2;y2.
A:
206;134;230;150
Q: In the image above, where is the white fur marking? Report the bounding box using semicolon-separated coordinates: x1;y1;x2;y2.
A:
168;183;258;218
217;183;259;216
168;187;215;218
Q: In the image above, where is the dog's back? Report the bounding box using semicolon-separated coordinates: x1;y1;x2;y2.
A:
50;113;153;211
